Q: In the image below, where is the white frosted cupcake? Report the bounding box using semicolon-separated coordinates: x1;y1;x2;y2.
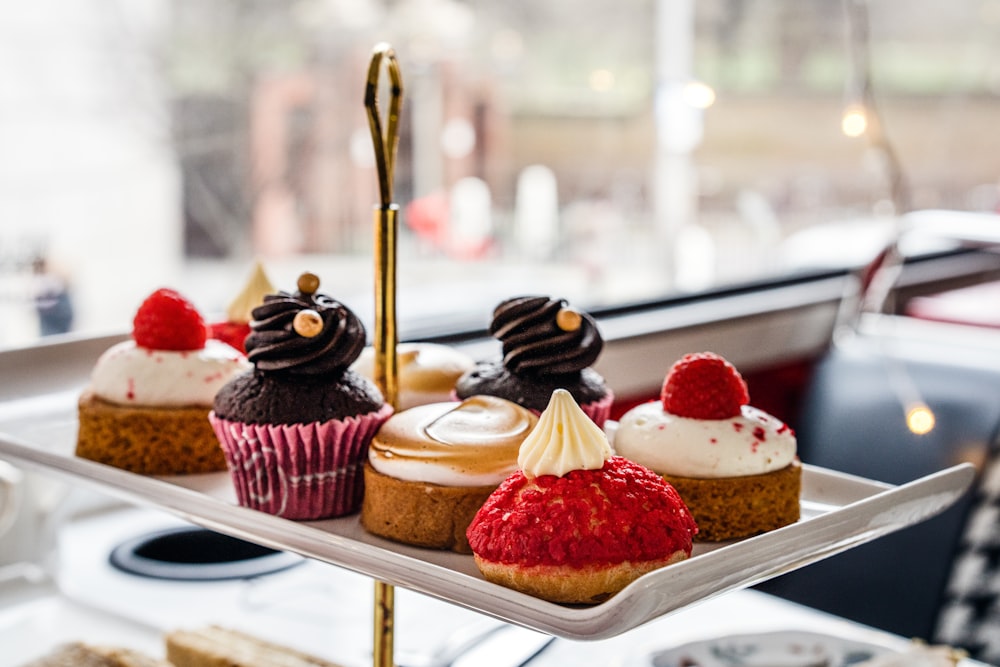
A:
615;351;800;541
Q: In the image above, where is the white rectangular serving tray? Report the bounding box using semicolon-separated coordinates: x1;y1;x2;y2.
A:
0;335;975;640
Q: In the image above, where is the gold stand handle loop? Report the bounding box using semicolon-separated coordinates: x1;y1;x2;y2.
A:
365;42;404;667
366;42;404;412
366;43;404;210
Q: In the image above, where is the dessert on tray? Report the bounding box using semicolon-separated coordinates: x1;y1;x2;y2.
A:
19;642;170;667
360;395;537;553
466;389;697;604
76;288;249;475
454;296;613;426
614;351;801;541
210;272;392;520
166;626;345;667
208;260;275;354
351;342;474;409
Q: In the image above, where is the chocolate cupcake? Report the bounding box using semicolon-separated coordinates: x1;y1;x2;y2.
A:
454;296;613;426
210;272;392;520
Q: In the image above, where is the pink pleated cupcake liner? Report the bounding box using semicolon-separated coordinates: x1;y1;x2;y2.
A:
449;389;614;427
580;391;614;427
209;403;393;520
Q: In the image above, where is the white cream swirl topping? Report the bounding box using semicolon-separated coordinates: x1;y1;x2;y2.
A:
518;388;612;478
90;339;250;407
614;402;796;478
368;396;537;487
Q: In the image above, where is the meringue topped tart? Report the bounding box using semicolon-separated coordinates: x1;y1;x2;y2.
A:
466;389;697;604
361;395;538;553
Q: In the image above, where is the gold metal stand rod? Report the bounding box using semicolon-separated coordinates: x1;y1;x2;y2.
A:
366;42;403;667
371;202;399;667
373;579;396;667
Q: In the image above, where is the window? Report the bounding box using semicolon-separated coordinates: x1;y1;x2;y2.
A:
2;0;999;347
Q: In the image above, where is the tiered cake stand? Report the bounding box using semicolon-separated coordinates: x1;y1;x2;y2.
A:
0;44;976;667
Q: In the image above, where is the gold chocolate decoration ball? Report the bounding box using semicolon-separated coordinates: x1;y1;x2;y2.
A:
297;272;320;295
555;307;582;332
293;309;324;338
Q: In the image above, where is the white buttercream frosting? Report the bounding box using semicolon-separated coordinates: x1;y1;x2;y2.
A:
614;401;796;478
90;339;250;407
518;388;612;478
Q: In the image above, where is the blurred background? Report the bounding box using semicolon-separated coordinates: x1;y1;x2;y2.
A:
2;0;999;346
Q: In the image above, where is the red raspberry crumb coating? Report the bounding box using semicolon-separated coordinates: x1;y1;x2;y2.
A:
661;351;749;420
466;456;697;567
132;288;207;351
209;321;251;353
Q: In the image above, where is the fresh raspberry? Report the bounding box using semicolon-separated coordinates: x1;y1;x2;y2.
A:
132;288;207;351
661;351;749;420
208;321;251;353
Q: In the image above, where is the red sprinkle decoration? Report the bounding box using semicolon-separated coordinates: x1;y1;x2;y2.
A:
467;457;698;567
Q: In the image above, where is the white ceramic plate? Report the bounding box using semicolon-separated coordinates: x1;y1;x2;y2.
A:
644;630;895;667
0;338;976;640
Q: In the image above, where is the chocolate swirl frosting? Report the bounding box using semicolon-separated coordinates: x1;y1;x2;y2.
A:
489;296;603;377
245;280;365;378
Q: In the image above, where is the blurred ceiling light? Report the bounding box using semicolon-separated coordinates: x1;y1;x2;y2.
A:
589;68;615;92
682;81;715;109
841;104;868;137
906;403;936;435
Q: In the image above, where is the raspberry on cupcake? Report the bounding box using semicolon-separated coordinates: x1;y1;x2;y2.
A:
614;351;801;542
454;296;613;426
466;389;697;604
76;288;250;474
210;272;392;520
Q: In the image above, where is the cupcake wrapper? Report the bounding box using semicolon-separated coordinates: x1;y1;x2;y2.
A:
210;403;393;520
449;389;614;427
580;391;614;427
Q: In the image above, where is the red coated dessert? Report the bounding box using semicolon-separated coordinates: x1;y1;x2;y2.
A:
467;389;697;604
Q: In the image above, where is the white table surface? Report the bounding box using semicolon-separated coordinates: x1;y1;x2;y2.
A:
0;506;986;667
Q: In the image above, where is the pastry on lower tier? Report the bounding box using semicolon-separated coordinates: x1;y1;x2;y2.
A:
20;642;170;667
351;342;475;409
211;272;392;520
361;395;537;553
467;389;697;604
166;626;345;667
76;288;249;475
454;296;613;426
614;351;801;541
